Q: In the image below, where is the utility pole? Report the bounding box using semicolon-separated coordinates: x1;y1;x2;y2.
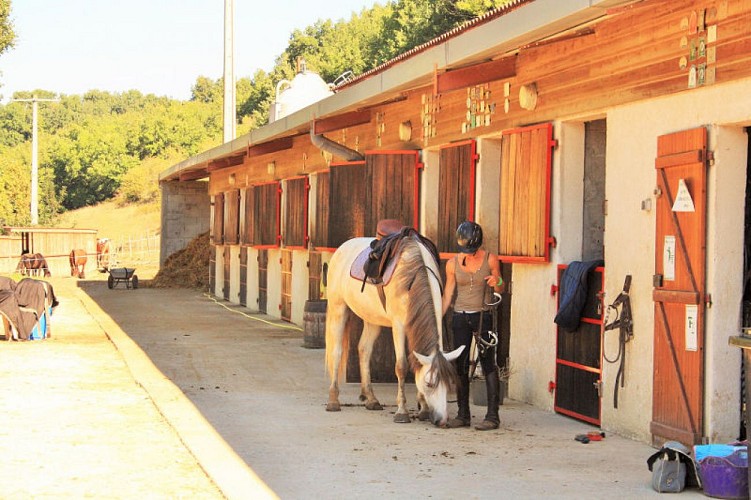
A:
223;0;236;143
11;96;59;225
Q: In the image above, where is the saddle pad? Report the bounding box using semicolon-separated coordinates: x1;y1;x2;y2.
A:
350;246;398;286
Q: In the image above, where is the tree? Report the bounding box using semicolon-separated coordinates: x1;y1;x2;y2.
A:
191;76;222;103
375;0;513;65
0;0;15;58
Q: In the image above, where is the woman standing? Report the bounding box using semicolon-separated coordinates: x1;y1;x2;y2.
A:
442;221;504;430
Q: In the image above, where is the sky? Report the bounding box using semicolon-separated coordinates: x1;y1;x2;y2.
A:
0;0;379;102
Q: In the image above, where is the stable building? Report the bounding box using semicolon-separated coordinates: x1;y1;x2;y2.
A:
160;0;751;447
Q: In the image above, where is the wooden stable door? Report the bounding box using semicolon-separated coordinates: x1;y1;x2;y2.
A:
239;247;247;307
555;265;604;425
223;246;231;301
651;127;707;446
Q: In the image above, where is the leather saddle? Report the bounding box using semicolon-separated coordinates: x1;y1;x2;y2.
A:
349;220;407;287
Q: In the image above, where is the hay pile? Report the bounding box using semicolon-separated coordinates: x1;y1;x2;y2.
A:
150;231;210;290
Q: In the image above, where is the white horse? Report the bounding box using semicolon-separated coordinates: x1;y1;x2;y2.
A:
325;230;464;426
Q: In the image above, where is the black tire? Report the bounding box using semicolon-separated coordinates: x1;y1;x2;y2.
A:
132;275;139;289
107;275;114;289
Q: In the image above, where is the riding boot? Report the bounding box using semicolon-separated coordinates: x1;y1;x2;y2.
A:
475;373;500;431
446;373;471;428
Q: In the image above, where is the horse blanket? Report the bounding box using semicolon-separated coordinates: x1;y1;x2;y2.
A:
0;279;58;340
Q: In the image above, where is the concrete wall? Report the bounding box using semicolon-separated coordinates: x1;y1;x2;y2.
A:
160;180;210;265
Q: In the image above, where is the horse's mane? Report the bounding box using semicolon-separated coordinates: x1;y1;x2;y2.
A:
395;236;454;382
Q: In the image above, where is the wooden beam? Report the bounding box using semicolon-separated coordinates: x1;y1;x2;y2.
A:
655;150;703;169
313;110;371;134
179;169;209;181
437;55;516;93
247;136;294;158
207;153;246;172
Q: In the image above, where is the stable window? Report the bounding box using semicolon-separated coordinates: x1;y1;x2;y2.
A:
499;122;554;263
437;140;477;254
246;181;281;248
224;189;240;245
327;152;420;248
328;161;367;247
241;186;254;245
284;176;309;249
365;151;419;233
211;192;224;245
310;171;331;250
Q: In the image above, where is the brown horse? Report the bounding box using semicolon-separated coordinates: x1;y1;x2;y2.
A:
16;252;51;277
69;249;87;278
96;238;110;272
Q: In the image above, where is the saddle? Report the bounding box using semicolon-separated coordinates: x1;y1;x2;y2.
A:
350;222;440;309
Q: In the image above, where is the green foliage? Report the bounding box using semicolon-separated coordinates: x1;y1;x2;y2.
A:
374;0;513;65
191;76;222;103
118;155;172;205
0;0;15;59
0;144;60;226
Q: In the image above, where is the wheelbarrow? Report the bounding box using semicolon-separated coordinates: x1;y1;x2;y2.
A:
107;267;138;290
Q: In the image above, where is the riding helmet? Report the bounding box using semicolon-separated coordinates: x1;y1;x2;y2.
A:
456;221;483;253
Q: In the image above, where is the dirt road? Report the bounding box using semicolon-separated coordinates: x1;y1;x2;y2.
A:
0;274;704;499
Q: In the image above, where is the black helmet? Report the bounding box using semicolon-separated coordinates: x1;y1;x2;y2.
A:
456;221;483;253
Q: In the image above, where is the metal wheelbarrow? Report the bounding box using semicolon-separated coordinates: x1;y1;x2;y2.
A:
107;267;138;289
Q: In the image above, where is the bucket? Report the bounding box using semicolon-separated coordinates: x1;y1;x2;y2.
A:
697;448;749;499
470;377;505;406
303;300;327;349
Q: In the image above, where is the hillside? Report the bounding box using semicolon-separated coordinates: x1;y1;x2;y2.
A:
54;199;161;241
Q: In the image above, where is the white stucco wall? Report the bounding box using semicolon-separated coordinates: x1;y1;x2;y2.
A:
247;247;259;311
291;249;309;325
214;245;224;298
601;76;751;442
229;246;240;304
267;248;282;319
494;76;751;443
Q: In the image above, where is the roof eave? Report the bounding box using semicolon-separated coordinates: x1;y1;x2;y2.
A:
160;0;639;182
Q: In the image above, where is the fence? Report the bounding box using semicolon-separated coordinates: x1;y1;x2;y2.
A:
108;232;161;267
0;230;160;277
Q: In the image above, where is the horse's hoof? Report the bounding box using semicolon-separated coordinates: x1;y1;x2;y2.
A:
365;401;383;411
393;413;411;423
417;410;431;421
326;402;341;412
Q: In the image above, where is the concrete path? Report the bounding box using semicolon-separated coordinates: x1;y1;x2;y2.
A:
0;275;705;499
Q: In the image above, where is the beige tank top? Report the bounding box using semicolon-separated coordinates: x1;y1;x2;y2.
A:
453;252;491;312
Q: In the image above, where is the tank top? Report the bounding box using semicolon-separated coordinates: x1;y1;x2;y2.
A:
453;252;491;313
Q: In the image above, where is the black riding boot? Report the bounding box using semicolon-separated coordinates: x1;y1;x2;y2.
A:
446;373;470;428
475;373;500;431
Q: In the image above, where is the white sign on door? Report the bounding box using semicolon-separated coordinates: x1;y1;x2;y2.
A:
672;178;696;212
664;235;676;281
685;304;698;351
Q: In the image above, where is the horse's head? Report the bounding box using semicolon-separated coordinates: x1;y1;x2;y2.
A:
413;345;464;427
